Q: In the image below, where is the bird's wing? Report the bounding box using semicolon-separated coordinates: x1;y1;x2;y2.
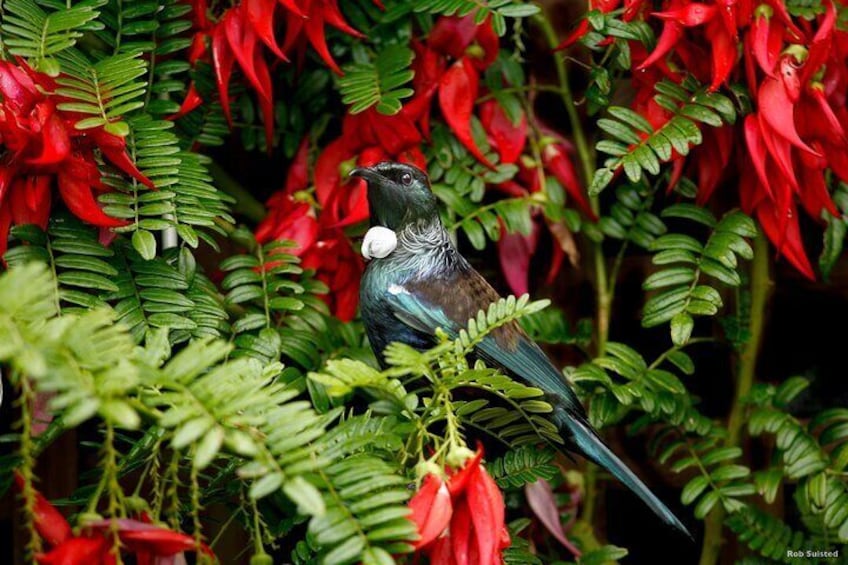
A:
384;269;586;418
385;269;693;537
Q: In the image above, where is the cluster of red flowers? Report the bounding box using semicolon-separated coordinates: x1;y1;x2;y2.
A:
185;0;382;146
15;473;212;565
408;447;510;565
255;136;363;320
0;60;152;258
564;0;847;278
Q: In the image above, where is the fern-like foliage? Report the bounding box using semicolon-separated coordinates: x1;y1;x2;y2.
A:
657;435;755;519
5;219;114;313
313;295;564;454
339;45;414;115
0;264;417;564
2;0;105;74
222;235;307;360
748;377;848;542
384;0;540;35
591;79;737;195
100;115;234;255
570;341;693;428
55;48;148;133
598;183;667;249
174;64;232;148
726;505;809;563
489;445;559;488
426;124;531;250
0;263;141;429
95;0;194;115
643;206;757;345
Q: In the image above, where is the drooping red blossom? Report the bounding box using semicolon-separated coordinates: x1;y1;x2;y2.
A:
15;472;213;565
190;0;365;148
495;136;596;295
300;228;363;321
255;136;319;252
258;137;364;320
480;99;527;165
408;447;510;565
0;60;152;258
561;0;847;278
408;474;453;548
400;14;502;168
13;473;72;548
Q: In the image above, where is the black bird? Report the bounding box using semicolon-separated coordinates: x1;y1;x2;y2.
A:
351;161;691;537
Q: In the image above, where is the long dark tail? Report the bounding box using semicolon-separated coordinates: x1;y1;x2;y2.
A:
554;407;692;539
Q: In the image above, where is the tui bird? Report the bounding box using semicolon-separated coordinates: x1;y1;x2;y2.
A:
351;161;691;538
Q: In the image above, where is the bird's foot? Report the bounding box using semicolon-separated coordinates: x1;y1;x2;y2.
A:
361;226;398;260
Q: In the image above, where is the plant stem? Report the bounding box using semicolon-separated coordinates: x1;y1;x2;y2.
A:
18;373;43;557
533;9;610;532
208;161;266;223
699;231;771;565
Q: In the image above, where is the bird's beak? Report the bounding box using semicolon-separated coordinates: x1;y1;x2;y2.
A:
349;167;384;184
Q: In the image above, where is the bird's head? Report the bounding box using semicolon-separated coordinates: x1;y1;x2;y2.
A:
350;162;438;230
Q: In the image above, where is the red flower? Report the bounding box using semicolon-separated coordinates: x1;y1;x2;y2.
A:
13;473;72;548
192;0;365;148
255;137;319;251
494;135;596;296
0;60;152;258
301;228;363;321
15;472;213;565
408;447;510;565
257;136;366;320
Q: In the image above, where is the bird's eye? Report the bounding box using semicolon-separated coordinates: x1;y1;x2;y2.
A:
400;172;413;186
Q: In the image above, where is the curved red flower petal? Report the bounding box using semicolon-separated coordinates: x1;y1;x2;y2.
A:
480;99;526;165
211;24;236;125
27;112;70;165
246;0;288;60
36;535;109;565
758;75;818;156
497;220;539;296
13;472;72;548
466;465;506;565
224;7;269;100
542;143;596;220
91;130;155;189
57;173;128;228
367;110;422;156
0;203;11;260
321;0;364;38
637;21;683;70
10;177;50;229
554;19;590;52
409;475;453;549
447;448;483;496
450;496;474;565
438;59;494;169
303;9;343;75
756;199;815;279
429;16;478;59
0;60;39;111
314;137;355;208
472;16;499;70
743;114;773;199
167;82;203;121
653;3;716;26
285;136;311;194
